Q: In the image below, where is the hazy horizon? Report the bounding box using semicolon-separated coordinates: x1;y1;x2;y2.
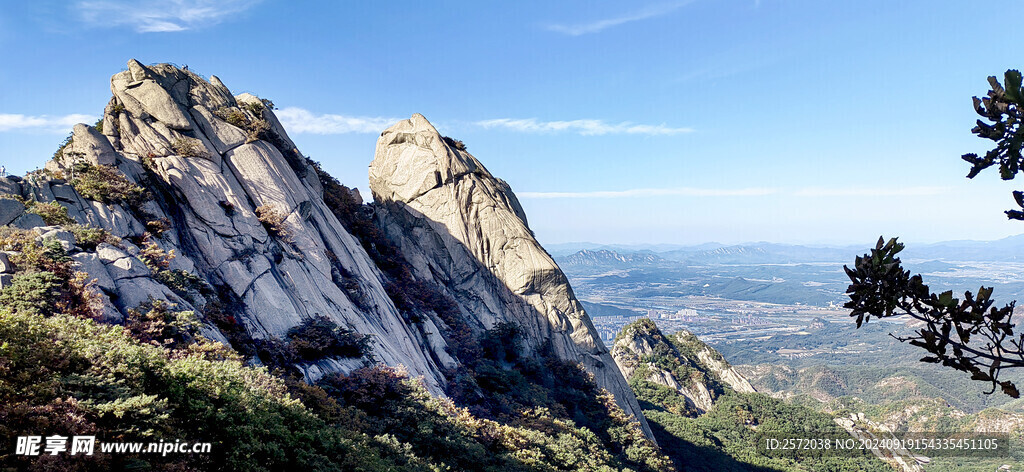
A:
539;232;1024;251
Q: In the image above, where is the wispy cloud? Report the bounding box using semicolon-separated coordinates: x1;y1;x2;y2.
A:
276;107;399;134
793;186;951;197
75;0;259;33
0;113;97;133
544;1;692;36
475;118;693;136
519;187;776;199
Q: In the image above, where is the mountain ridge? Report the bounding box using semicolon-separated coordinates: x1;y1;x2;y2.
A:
0;60;655;449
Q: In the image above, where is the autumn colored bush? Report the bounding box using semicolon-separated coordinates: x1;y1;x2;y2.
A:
255;204;291;241
287;316;371;361
24;200;75;226
69;162;147;206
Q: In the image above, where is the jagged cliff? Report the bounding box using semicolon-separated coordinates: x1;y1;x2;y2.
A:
0;60;650;437
369;114;650;434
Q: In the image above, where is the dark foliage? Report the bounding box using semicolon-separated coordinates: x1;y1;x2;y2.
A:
145;217;171;237
0;310;414;472
963;70;1024;220
442;136;466;151
0;271;64;316
846;71;1024;398
309;159;407;277
286;316;372;361
25;200;75;226
845;237;1022;397
125;299;200;350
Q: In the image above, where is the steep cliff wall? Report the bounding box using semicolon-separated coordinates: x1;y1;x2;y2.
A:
369;113;652;436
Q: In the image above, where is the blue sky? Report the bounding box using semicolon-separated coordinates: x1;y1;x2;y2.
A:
2;1;1024;246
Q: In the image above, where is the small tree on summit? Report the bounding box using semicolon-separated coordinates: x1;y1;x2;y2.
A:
845;70;1024;398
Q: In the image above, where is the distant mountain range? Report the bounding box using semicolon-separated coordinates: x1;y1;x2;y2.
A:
559;249;666;267
550;234;1024;264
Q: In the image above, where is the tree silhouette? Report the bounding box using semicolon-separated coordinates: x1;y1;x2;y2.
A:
845;70;1024;398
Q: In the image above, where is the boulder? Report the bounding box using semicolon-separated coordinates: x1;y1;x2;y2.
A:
0;177;21;197
97;243;151;280
123;79;191;130
11;213;46;230
189;74;237;111
72;252;116;293
112;277;178;312
50;184;80;203
127;59;150;82
70;123;118;166
189;105;247;154
0;198;25;226
35;228;76;251
110;71;149;120
101;98;120;138
95;292;124;324
0;252;12;273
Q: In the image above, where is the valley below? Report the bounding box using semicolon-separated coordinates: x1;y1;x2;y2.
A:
558;245;1024;470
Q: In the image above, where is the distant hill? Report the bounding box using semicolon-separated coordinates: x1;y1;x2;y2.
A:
661;243;860;265
902;234;1024;261
558;249;667;267
545;242;723;257
547;236;1024;264
579;300;642;317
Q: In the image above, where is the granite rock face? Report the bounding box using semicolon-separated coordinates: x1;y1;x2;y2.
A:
1;61;451;393
369;114;652;436
0;61;659;442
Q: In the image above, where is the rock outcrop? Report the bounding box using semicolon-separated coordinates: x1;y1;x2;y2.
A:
370;113;652;437
675;329;756;394
2;61;452;394
612;318;754;415
0;61;656;440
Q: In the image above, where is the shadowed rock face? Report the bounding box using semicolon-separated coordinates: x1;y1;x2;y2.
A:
369;113;653;437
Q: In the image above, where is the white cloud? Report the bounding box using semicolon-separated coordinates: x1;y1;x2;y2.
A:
793;186;951;197
76;0;259;33
475;118;693;136
0;113;97;133
519;187;776;199
544;1;693;36
275;107;399;134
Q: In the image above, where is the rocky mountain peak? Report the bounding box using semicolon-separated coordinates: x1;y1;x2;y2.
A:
1;60;657;441
6;60;452;394
370;113;652;436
